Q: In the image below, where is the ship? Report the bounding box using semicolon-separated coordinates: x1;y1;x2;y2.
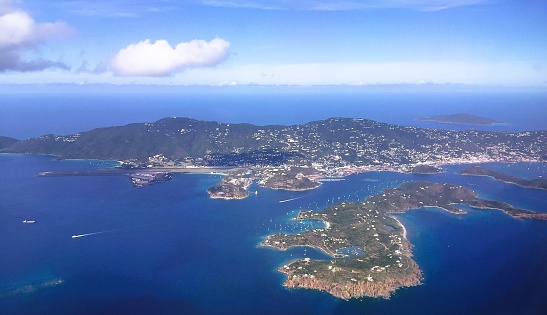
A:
23;220;36;224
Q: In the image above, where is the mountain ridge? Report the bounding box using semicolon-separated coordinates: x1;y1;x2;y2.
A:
0;136;19;150
1;117;545;168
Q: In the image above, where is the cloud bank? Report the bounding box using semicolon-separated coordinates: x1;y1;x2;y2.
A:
0;3;73;72
175;61;546;87
110;38;230;77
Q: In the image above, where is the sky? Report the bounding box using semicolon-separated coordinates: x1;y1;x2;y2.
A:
0;0;546;86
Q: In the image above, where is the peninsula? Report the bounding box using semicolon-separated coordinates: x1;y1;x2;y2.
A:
460;166;547;190
37;166;236;188
261;181;546;300
37;169;172;188
417;113;503;125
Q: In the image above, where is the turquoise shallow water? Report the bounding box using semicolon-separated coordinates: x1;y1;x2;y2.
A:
0;155;545;314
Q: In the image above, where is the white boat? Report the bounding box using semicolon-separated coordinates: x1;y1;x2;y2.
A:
23;220;36;224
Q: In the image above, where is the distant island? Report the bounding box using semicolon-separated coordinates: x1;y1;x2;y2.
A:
460;166;547;190
261;181;546;300
417;113;503;125
0;136;18;149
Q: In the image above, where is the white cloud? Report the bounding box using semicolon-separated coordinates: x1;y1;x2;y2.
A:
110;38;230;77
0;2;74;72
0;11;33;47
196;0;491;11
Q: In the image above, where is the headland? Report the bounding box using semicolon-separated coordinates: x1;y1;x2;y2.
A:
261;181;546;300
460;166;547;190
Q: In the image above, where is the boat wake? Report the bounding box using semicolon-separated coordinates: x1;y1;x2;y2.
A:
279;195;311;203
71;225;143;239
72;232;103;238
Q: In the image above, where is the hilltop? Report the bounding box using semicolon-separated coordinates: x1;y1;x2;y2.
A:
1;117;544;171
0;136;19;149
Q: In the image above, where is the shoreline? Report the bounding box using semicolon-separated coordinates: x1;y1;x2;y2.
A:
15;150;544;181
390;216;407;240
21;151;546;200
459;172;547;191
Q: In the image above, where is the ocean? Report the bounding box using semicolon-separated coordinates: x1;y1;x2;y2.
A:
1;88;546;139
0;90;546;314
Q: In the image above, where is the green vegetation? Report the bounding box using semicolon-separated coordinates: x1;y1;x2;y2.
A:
410;164;443;174
261;181;546;299
206;172;252;199
460;166;547;190
0;136;18;149
2;117;544;169
259;167;321;191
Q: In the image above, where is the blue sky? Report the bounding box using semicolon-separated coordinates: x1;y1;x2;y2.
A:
0;0;546;86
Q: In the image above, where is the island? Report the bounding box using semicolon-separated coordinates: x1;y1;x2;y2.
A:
261;181;546;300
207;169;253;199
257;166;321;191
409;164;443;174
417;113;503;125
2;116;545;198
460;166;547;190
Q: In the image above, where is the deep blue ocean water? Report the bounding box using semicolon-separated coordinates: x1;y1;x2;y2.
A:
0;91;546;314
1;90;546;139
0;155;545;315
